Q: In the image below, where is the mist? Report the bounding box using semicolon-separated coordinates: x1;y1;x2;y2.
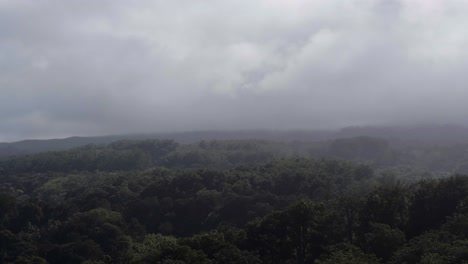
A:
2;0;468;141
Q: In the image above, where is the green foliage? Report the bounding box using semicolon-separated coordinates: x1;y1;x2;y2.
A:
360;184;409;231
316;243;380;264
246;201;330;263
390;231;468;264
131;234;210;263
363;223;406;261
408;176;468;236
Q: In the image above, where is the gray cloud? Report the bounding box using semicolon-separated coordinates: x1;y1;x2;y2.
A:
1;0;468;141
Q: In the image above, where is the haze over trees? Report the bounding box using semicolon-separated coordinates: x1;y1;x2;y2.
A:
2;134;468;263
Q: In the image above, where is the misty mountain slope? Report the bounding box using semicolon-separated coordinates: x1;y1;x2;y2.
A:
0;130;332;157
2;125;468;158
0;136;120;157
0;139;290;175
2;135;468;179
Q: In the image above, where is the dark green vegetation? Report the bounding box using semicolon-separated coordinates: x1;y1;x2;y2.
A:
2;137;468;263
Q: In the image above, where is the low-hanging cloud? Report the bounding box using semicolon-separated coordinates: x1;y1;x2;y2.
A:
1;0;468;141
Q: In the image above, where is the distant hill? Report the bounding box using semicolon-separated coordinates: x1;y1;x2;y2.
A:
338;124;468;143
1;124;468;158
0;130;333;157
0;135;129;157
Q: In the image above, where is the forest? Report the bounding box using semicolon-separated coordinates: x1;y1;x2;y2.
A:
2;137;468;263
3;0;468;262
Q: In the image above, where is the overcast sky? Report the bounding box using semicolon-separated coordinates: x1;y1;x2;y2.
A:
1;0;468;141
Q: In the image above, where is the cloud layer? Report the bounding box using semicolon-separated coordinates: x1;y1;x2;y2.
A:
1;0;468;141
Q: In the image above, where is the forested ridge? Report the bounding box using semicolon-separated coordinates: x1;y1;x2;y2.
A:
2;138;468;263
3;125;468;158
4;136;468;175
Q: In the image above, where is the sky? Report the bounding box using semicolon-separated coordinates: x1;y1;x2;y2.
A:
1;0;468;141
